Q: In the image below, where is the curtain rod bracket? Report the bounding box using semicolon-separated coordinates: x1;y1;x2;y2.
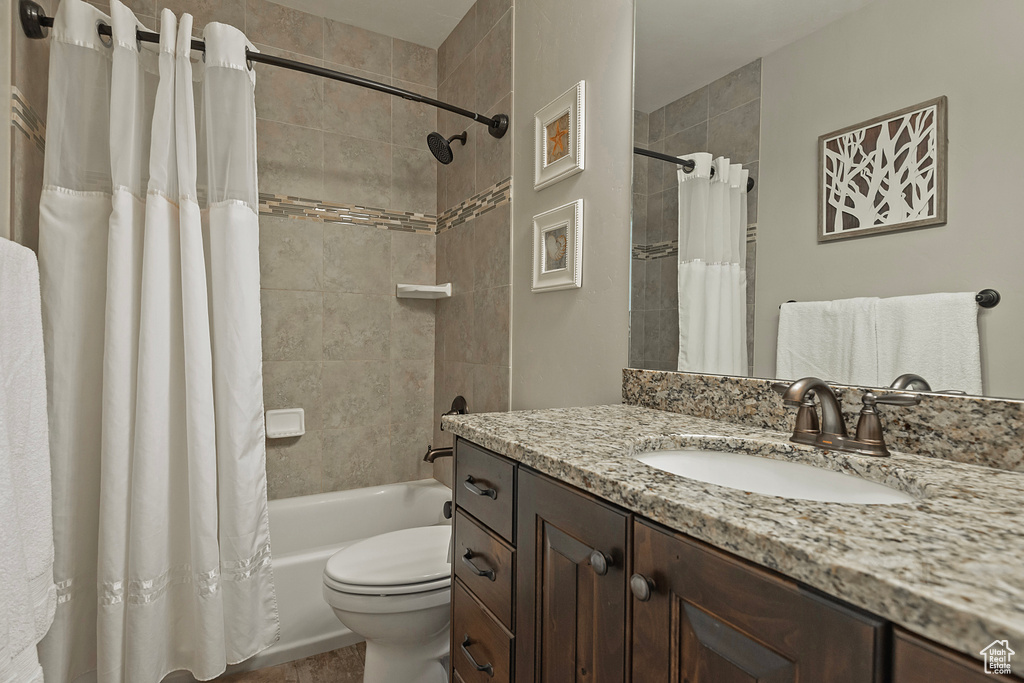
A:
20;0;50;39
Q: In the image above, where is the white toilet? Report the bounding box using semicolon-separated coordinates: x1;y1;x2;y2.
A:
322;525;452;683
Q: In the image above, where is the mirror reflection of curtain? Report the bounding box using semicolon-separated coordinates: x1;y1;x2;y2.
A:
677;154;749;375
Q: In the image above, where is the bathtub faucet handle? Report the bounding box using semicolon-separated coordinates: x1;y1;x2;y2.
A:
439;396;469;431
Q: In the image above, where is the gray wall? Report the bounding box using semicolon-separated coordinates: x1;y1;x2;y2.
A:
510;0;634;409
755;0;1024;398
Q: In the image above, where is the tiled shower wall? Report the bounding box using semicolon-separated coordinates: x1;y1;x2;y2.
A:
432;0;514;484
12;0;446;499
630;59;761;372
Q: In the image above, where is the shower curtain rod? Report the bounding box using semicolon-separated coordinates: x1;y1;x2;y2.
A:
18;0;510;139
634;146;755;192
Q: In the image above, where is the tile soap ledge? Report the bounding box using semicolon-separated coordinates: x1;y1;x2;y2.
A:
441;404;1024;662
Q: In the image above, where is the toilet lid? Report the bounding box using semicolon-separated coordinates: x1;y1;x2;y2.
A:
324;525;452;588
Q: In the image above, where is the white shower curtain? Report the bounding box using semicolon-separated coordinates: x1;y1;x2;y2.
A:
677;153;749;375
36;1;278;682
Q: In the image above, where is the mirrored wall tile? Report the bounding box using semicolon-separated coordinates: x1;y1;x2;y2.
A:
389;418;434;482
643;309;661;363
256;119;323;198
472;286;510;366
655;308;679;363
475;10;511;113
322;360;389;430
708;98;760;165
643;259;662;315
744;161;759;225
646;191;664;243
662;188;679;243
663;121;708;159
632;154;648;196
747;304;756;371
649;106;665;143
634;110;650;145
260;289;322;361
473;364;510;414
631;259;646;311
629;311;645;366
323;70;392;142
323;293;391;361
246;0;323;58
324;19;392;77
266;431;322;500
632;192;648;246
472;203;511;290
392;298;435;361
476;95;511;191
392;147;437;214
746;240;757;306
392;231;436;285
263;361;323;431
392;84;437;150
477;0;511;35
646;138;666;193
160;0;244;31
323;224;391;294
393;39;437;88
437;3;477;84
253;44;324;128
709;59;761;118
390;359;433;424
658;258;677;311
322;425;391;491
323;133;391;208
664;86;708;138
259;216;323;291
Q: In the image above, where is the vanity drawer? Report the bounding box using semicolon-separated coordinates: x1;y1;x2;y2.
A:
455;439;516;542
453;578;513;683
454;510;515;629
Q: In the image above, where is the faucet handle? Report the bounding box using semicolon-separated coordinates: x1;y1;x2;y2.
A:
863;391;922;407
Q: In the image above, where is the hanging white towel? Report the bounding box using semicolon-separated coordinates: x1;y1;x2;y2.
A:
875;292;982;394
0;238;56;683
776;297;879;386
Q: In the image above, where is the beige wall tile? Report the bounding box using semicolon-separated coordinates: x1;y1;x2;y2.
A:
260;289;323;361
256;118;323;197
437;3;477;84
473;363;509;413
444;291;474;363
323;224;391;294
477;0;511;36
472;204;511;290
10;132;44;253
393;40;437;88
391;146;436;214
323;133;391;207
475;94;511;192
253;44;324;129
391;85;437;152
266;432;322;499
321;360;389;429
324;20;392;77
322;425;391;491
390;359;433;424
245;0;323;58
389;418;434;482
322;70;392;142
391;298;435;361
263;361;323;431
391;231;436;285
259;216;323;291
323;293;391;360
472;286;509;366
160;0;244;32
474;9;511;113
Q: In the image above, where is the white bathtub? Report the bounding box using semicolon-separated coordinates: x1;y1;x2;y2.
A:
229;478;452;673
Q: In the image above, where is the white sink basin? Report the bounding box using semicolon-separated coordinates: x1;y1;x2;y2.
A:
637;449;914;505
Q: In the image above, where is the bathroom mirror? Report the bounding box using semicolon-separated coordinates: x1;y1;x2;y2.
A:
630;0;1024;399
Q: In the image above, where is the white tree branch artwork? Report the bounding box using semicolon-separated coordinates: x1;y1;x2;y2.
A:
819;98;946;241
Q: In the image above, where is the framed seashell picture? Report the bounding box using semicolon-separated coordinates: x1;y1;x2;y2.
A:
532;199;584;292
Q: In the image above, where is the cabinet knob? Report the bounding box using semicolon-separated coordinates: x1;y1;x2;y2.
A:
589;550;612;576
630;573;655;602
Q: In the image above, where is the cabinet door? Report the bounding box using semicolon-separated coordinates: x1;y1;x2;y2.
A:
516;469;629;683
893;628;1024;682
631;519;884;683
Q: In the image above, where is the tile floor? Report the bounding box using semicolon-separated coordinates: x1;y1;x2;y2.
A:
216;643;365;683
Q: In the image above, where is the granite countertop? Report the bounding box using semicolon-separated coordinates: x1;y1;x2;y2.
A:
442;404;1024;659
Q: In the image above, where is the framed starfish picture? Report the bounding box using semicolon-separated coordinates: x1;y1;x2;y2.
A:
534;81;586;190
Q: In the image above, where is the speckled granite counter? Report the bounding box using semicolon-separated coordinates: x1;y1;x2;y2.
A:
442;404;1024;660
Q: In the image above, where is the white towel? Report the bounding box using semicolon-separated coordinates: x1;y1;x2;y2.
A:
776;297;879;386
0;238;55;683
876;292;982;394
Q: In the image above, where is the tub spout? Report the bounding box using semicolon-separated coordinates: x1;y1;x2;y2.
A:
423;445;453;463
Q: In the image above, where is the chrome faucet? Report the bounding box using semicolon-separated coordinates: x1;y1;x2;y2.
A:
773;377;921;457
423;396;470;462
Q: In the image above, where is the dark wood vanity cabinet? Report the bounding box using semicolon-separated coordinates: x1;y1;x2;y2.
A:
515;468;630;683
631;519;885;683
893;628;1024;683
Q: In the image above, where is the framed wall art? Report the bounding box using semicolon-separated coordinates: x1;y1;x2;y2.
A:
819;95;947;242
532;199;583;292
534;81;585;190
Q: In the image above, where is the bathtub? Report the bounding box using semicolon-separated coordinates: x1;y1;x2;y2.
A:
229;478;452;673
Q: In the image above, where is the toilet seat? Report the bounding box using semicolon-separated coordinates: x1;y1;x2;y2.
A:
323;525;452;597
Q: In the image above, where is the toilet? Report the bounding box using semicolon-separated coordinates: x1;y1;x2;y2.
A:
322;525;452;683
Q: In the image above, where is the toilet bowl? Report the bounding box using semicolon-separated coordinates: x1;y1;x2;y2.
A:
322;525;452;683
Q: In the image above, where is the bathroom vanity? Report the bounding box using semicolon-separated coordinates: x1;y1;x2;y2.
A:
444;405;1024;683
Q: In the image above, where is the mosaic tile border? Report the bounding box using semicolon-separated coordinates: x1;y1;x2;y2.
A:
10;87;46;154
259;193;437;234
622;368;1024;473
632;225;758;261
437;177;511;234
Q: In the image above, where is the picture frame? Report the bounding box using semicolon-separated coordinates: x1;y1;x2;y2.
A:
532;200;584;292
534;81;586;190
818;95;947;242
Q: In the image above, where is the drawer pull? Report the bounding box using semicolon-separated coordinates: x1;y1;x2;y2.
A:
589;550;612;576
630;573;655;602
462;550;496;581
463;475;498;499
460;635;494;676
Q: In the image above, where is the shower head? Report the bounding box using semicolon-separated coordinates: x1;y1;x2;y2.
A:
427;131;467;165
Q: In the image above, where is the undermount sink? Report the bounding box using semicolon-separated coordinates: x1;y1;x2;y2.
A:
636;449;915;505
